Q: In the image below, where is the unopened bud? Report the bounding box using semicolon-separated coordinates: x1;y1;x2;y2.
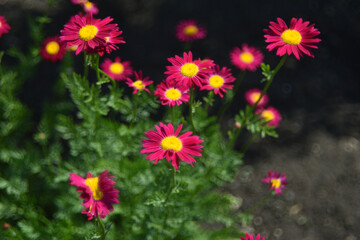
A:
2;223;11;229
235;121;241;129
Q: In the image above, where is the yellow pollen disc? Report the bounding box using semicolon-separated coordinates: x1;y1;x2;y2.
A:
240;52;254;64
78;25;98;41
161;136;183;152
165;88;181;100
281;29;302;45
183;25;198;36
45;41;60;55
84;1;93;8
180;63;199;77
133;80;145;89
271;178;281;188
250;92;261;103
262;110;275;122
109;62;124;74
209;75;224;88
85;177;103;200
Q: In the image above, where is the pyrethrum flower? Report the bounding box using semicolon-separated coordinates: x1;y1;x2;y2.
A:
200;65;236;98
82;1;99;15
40;36;66;62
69;170;119;220
245;88;269;108
264;18;321;60
257;106;281;127
262;170;288;195
175;20;206;42
241;233;265;240
165;51;214;88
230;44;263;71
154;79;190;107
100;57;132;81
0;16;11;37
141;123;203;170
126;71;153;94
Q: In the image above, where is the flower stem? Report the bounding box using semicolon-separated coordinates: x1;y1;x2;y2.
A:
189;88;197;132
130;93;139;125
171;106;176;124
83;52;89;79
204;91;214;113
243;192;273;215
163;167;176;228
183;42;192;52
95;54;100;82
96;215;106;240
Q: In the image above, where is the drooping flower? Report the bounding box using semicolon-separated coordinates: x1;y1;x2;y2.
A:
154;79;190;107
126;70;153;94
200;65;236;98
245;88;269;108
262;170;288;195
40;36;66;62
175;20;206;42
165;51;214;88
230;44;263;71
141;123;203;170
257;106;281;127
69;170;119;220
241;233;266;240
100;57;132;81
82;1;99;15
0;16;11;37
264;18;321;60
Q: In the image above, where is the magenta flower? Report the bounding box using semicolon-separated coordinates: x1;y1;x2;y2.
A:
82;1;99;15
40;36;66;62
0;16;11;37
230;44;263;71
241;233;265;240
244;88;269;108
200;65;236;98
100;57;133;81
257;106;281;127
154;79;190;107
126;71;153;94
262;170;288;195
175;20;206;42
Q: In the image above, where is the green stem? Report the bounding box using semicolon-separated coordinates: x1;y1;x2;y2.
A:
189;88;197;132
204;91;214;113
171;106;176;124
95;54;100;82
183;42;192;52
83;52;88;79
163;168;176;228
226;124;244;152
96;215;106;240
243;192;273;215
130;93;139;125
240;133;259;153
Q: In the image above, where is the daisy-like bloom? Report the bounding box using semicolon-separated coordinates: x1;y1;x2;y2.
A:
264;18;321;60
165;51;214;88
200;65;236;98
241;233;265;240
244;88;269;108
175;20;206;42
230;44;263;71
257;106;281;127
40;36;66;62
100;57;132;81
154;79;190;107
262;170;288;195
141;123;203;170
60;14;119;55
0;16;11;38
69;170;119;220
87;28;125;56
82;1;99;15
126;71;153;94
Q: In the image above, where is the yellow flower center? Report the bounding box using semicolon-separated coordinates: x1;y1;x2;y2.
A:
209;75;224;88
78;25;98;41
183;25;198;36
281;29;302;45
85;177;103;200
240;52;254;64
271;178;281;188
262;110;275;122
133;80;145;89
165;88;181;100
180;63;199;77
109;62;124;74
161;136;183;152
45;41;60;55
250;92;261;103
84;1;93;9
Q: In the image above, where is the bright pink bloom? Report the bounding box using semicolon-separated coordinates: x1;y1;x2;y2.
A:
71;0;87;4
241;233;265;240
154;79;190;107
40;36;66;62
126;71;153;94
245;88;269;108
100;57;132;81
262;170;288;195
200;65;236;98
69;170;119;220
141;123;203;170
230;44;263;71
165;51;214;88
175;20;206;42
82;1;99;15
0;16;11;37
257;106;281;127
264;18;321;60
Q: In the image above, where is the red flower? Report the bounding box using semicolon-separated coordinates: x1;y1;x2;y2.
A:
262;170;288;195
69;170;119;220
264;18;321;60
100;57;133;81
200;65;236;98
230;44;263;71
40;36;66;62
82;1;99;15
141;123;203;170
244;88;269;108
175;20;206;42
241;233;265;240
0;16;11;37
126;71;153;94
154;79;190;107
257;106;281;127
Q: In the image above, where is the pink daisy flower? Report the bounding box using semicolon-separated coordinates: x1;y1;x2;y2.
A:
200;65;236;98
154;79;190;107
230;44;263;71
69;170;119;220
244;88;269;108
60;14;118;55
0;16;11;37
175;20;206;42
40;36;66;62
82;1;99;15
257;106;281;127
100;57;132;81
141;123;203;170
241;233;265;240
86;28;125;56
126;71;153;94
262;170;288;195
165;51;214;88
264;18;321;60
